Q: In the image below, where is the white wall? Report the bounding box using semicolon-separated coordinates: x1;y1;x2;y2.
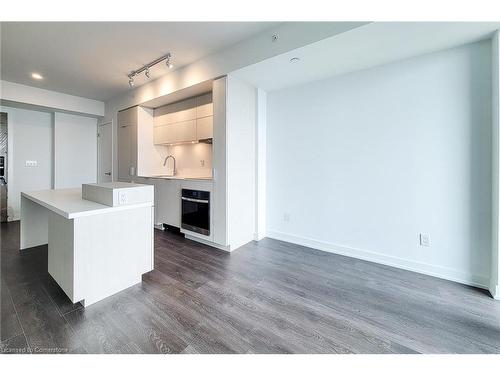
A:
266;41;492;288
54;112;97;189
0;106;53;221
226;76;257;249
491;31;500;299
255;89;267;240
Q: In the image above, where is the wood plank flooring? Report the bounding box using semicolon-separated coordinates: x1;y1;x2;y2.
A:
1;220;500;354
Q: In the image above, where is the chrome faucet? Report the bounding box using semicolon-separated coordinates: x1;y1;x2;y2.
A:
163;155;176;175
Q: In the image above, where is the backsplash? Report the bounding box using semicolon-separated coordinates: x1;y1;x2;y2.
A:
152;143;212;178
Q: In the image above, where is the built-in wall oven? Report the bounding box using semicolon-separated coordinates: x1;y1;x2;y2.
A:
181;189;210;236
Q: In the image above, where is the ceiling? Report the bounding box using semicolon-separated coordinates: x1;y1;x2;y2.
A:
0;22;281;101
233;22;500;91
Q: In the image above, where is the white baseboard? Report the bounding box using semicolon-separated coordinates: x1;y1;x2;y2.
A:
254;231;267;241
185;234;231;252
266;230;490;290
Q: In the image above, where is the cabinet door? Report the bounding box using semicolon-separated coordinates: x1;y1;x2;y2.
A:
117;123;131;181
118;107;138;127
153;126;167;145
196;93;213;118
129;123;137;177
154;120;196;145
154;98;196;126
134;178;158;224
117;107;138;180
196;116;213;140
156;180;181;227
164;180;181;227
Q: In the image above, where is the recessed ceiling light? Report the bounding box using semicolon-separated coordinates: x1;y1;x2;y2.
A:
31;73;43;80
290;57;300;64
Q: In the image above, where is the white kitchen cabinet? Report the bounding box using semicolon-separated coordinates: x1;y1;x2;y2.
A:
153;120;196;145
152;126;166;145
118;106;153;180
153;93;213;145
154;98;196;126
196;93;213;118
212;77;227;247
117;108;137;181
118;105;137;127
132;177;159;224
196;116;213;140
156;179;181;227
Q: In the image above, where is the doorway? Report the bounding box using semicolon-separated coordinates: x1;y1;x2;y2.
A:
97;121;113;183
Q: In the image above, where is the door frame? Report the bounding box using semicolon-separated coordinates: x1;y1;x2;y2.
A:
97;120;113;183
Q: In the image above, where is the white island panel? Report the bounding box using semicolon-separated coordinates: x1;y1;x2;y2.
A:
20;183;154;307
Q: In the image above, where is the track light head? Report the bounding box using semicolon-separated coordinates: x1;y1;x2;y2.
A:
128;76;135;87
166;54;173;69
145;67;150;79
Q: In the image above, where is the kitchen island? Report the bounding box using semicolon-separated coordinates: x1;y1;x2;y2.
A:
20;183;154;306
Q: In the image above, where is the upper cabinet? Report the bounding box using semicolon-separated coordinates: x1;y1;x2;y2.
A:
153;93;213;145
196;93;213;118
154;97;196;126
196;116;213;140
153;120;196;144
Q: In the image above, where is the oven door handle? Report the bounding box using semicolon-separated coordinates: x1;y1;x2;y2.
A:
181;197;209;204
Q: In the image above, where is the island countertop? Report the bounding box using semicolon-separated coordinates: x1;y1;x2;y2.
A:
21;188;153;219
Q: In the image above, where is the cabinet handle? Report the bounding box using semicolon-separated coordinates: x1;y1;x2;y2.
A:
181;197;209;204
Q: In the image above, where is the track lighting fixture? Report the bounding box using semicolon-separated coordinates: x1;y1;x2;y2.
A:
127;52;173;88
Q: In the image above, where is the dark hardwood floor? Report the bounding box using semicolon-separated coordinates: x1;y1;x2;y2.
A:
1;220;500;354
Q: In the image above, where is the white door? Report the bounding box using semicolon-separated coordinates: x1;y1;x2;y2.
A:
97;122;113;183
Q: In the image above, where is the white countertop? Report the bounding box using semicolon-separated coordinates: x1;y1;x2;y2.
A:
22;188;153;219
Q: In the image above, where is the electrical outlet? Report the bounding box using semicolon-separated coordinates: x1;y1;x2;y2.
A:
200;160;205;167
419;233;431;247
118;192;128;205
25;160;38;167
283;213;290;223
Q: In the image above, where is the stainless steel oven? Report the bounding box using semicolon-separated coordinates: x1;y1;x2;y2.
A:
181;189;210;236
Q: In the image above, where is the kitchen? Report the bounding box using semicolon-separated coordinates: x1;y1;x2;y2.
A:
115;76;257;251
118;91;214;241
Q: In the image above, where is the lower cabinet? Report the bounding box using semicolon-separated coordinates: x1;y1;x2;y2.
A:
131;177;180;228
156;179;181;228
